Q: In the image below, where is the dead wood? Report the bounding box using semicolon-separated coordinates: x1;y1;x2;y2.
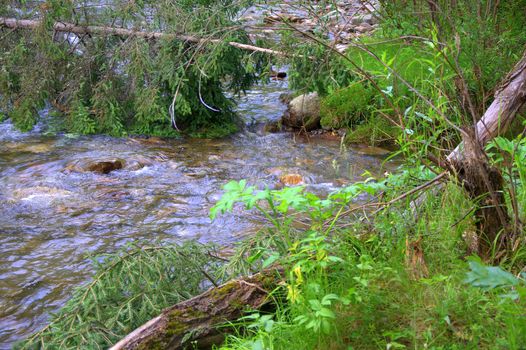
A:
445;51;526;259
110;268;282;350
448;50;526;162
0;17;290;57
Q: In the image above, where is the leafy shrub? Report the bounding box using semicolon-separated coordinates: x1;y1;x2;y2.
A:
18;242;225;349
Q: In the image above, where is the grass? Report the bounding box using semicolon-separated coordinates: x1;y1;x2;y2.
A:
217;183;526;350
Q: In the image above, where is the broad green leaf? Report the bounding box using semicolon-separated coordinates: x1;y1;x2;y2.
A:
464;260;519;290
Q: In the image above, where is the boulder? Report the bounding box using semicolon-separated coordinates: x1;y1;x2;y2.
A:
282;92;321;131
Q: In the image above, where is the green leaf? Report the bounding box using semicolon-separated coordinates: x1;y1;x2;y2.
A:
317;307;336;319
321;294;339;305
308;299;323;311
262;254;280;268
464;260;519;290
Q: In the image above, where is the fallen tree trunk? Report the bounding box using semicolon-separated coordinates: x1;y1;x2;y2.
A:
408;51;526;260
110;268;282;350
0;17;290;57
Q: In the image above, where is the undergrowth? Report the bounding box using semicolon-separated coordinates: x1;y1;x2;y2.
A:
212;171;526;350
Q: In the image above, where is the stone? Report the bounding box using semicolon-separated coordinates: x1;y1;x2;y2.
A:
280;174;304;186
270;71;287;80
86;160;124;174
352;145;391;156
351;14;378;26
279;93;294;104
65;158;125;174
11;186;73;201
357;22;373;32
282;92;321;131
4;141;53;153
263;120;282;133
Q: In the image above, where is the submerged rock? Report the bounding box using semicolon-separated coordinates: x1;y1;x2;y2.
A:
65;158;125;174
282;92;321;131
352;145;391;156
86;160;124;174
10;186;73;203
3;141;53;153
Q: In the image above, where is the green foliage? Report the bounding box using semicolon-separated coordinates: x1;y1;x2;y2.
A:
380;0;526;113
67;101;96;135
215;177;526;349
344;114;400;145
487;136;526;222
10;99;40;131
320;83;374;130
17;241;225;349
0;0;261;137
465;259;526;300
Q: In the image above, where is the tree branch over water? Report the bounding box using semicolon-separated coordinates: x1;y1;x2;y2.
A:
0;17;291;57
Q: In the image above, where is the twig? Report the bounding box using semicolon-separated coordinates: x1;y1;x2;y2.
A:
372;171;449;215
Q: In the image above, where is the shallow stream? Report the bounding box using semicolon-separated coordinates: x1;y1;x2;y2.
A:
0;81;397;348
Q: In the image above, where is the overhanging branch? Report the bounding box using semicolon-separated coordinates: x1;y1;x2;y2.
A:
0;17;291;57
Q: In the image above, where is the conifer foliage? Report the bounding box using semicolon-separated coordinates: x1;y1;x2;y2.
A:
0;0;262;136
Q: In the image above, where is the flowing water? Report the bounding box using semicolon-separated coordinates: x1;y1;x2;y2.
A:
0;81;398;348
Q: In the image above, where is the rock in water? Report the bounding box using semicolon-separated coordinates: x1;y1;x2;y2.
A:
65;158;125;174
282;92;321;131
280;174;304;186
86;160;124;174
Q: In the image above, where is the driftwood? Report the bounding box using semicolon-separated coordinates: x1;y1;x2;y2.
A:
110;268;282;350
0;17;290;57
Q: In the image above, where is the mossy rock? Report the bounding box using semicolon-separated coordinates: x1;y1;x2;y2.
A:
320;84;374;130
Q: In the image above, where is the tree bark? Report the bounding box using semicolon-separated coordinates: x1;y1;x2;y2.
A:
110;268;282;350
0;17;290;57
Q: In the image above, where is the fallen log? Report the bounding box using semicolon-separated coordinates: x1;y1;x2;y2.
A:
110;268;282;350
0;17;290;57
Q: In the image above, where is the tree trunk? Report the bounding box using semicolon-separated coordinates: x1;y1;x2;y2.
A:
110;268;282;350
411;51;526;259
447;50;526;259
0;17;289;57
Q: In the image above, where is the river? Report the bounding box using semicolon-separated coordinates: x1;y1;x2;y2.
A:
0;80;397;348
